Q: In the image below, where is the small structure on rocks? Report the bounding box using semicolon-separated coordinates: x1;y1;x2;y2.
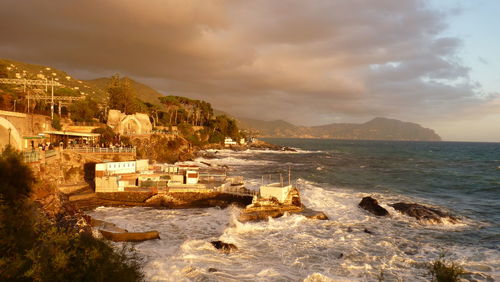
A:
239;179;327;222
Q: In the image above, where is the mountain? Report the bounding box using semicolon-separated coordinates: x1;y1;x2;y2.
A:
238;117;442;141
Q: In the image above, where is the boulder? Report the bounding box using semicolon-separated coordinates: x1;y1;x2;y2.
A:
211;241;238;253
389;202;458;224
358;197;389;216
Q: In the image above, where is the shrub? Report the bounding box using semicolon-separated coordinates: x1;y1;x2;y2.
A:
0;148;145;281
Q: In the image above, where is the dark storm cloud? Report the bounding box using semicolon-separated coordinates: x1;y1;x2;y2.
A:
0;0;496;126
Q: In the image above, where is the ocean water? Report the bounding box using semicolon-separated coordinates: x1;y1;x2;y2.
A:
89;139;500;281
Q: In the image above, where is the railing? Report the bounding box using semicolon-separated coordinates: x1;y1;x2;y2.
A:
65;147;136;154
23;151;40;163
45;149;57;159
151;130;179;135
216;183;258;197
71;121;102;127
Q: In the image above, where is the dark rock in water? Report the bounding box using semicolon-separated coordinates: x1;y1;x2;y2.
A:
211;240;238;253
208;268;218;273
389;202;458;224
338;253;344;259
282;146;297;152
347;227;353;232
364;228;374;235
358;197;389;216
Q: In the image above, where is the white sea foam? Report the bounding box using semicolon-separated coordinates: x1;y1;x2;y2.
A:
87;150;499;281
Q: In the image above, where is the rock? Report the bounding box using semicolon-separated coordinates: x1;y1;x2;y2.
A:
100;230;160;242
91;218;128;233
207;268;218;273
358;196;389;216
211;240;238;253
238;205;304;222
364;228;374;235
389;202;459;224
282;147;297;152
306;212;329;220
238;209;286;222
301;209;329;220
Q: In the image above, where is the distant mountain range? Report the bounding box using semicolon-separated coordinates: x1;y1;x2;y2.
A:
238;117;442;141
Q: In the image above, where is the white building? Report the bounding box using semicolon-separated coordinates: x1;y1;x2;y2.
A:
224;137;237;146
259;183;293;204
95;159;149;176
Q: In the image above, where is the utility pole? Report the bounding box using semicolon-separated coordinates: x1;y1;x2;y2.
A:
51;77;54;119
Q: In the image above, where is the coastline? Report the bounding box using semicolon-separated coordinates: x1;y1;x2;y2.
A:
29;139;495;280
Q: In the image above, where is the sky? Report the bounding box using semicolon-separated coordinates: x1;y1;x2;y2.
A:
0;0;499;141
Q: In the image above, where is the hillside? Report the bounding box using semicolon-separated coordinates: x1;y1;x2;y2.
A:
238;117;442;141
84;77;164;106
0;58;164;105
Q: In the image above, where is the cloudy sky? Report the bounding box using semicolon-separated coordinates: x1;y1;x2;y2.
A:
1;0;499;141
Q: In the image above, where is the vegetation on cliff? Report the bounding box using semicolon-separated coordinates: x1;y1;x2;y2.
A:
0;147;144;281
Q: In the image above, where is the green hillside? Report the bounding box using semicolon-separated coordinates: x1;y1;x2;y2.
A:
84;77;164;106
0;58;165;105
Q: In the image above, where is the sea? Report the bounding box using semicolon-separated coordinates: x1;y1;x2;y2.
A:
89;139;500;281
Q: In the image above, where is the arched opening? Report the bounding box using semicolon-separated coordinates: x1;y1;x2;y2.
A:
0;117;22;150
122;116;142;135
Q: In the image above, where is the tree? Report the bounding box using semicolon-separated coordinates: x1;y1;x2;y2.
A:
158;96;214;126
0;148;145;281
51;114;62;130
92;126;116;145
108;74;138;115
207;115;240;143
159;96;180;125
0;146;34;204
69;96;99;122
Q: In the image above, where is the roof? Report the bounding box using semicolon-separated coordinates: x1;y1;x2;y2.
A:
23;135;46;139
43;130;100;137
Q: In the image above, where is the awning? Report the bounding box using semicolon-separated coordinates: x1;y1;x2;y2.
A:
43;130;100;137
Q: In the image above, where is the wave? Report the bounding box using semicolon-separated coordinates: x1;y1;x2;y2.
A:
87;148;499;281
